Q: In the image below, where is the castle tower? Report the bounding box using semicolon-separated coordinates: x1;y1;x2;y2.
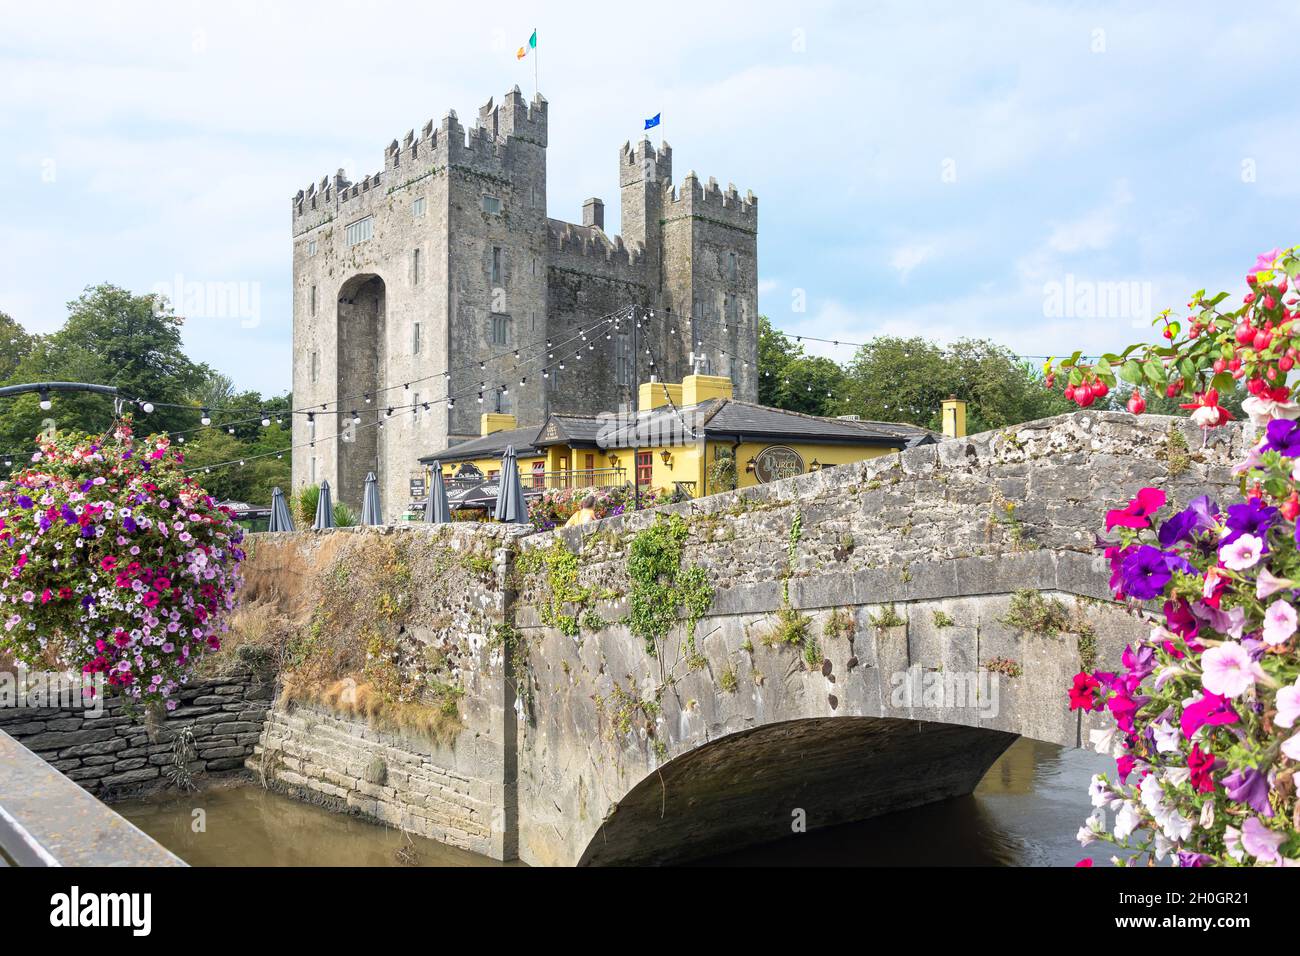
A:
290;90;755;518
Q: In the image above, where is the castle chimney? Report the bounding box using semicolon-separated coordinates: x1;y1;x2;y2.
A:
582;197;604;231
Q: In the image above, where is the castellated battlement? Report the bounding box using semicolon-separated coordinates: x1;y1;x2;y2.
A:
548;221;643;270
619;139;673;188
663;171;757;228
291;87;549;232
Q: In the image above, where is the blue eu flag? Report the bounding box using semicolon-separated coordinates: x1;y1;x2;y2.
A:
644;113;660;130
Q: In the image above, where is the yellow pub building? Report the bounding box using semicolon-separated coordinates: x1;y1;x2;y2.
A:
418;375;963;503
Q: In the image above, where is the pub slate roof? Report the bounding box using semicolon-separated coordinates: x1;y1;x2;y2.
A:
420;401;936;464
419;426;541;465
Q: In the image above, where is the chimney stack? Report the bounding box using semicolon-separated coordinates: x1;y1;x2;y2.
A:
582;197;604;231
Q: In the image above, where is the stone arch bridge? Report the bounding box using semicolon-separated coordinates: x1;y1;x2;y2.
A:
248;412;1244;865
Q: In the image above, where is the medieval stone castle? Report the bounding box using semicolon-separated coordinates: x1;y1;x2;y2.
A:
291;86;758;513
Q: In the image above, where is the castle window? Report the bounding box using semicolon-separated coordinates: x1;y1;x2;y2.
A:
411;247;421;285
616;330;631;387
481;195;501;215
309;285;317;317
412;196;426;217
491;314;510;346
530;257;537;277
412;321;421;354
413;393;421;420
491;246;503;285
728;252;737;280
345;216;373;247
310;351;319;384
307;238;318;256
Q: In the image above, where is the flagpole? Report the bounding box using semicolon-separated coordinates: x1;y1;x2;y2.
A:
533;27;539;99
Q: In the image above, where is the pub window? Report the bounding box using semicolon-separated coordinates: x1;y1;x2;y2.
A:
636;451;653;488
532;461;544;489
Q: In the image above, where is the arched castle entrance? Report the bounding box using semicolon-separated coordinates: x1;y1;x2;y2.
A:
336;274;386;514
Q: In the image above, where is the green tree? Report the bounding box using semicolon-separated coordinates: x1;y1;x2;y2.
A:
756;316;847;416
839;336;1073;432
0;311;36;380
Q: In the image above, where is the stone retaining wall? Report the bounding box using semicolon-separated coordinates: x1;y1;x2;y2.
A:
253;702;498;856
0;669;273;799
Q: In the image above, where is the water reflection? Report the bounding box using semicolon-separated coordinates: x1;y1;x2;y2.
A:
695;737;1118;866
116;738;1117;867
116;784;508;867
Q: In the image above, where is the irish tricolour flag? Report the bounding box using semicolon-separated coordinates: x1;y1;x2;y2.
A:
516;29;536;60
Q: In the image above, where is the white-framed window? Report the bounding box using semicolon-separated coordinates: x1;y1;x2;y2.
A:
307;238;318;256
412;321;421;354
481;194;501;215
345;216;374;247
411;247;421;285
412;196;426;217
491;246;502;284
309;284;317;317
491;314;510;346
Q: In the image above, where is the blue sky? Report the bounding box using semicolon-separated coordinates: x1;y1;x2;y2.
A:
2;1;1298;395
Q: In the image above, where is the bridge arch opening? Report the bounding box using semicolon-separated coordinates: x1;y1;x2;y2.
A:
335;273;386;513
577;716;1017;866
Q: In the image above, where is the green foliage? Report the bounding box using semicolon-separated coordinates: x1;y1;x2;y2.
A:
627;514;715;660
757;316;848;417
823;607;855;642
718;667;739;693
984;657;1023;679
0;286;290;493
517;539;592;637
297;484;321;527
932;610;955;628
333;503;358;527
869;605;906;629
1002;589;1070;637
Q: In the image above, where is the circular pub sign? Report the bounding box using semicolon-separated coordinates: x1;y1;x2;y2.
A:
753;445;805;483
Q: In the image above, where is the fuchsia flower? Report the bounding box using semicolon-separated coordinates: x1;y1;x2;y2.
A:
1181;691;1239;738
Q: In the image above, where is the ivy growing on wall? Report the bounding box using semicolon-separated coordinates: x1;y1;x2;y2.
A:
627;514;715;664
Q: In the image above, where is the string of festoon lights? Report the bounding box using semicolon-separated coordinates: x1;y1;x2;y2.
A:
180;312;629;476
0;306;639;466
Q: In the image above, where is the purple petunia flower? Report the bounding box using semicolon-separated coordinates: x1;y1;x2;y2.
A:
15;496;33;509
1157;495;1220;548
1222;499;1279;549
1119;545;1194;601
1263;418;1300;458
1222;767;1273;817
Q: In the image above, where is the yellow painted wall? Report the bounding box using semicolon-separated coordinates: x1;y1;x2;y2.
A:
726;440;899;490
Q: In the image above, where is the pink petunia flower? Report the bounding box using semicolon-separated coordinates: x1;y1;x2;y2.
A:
1220;534;1264;571
1263;599;1297;646
1200;642;1259;698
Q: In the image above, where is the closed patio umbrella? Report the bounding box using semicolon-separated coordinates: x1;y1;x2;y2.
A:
268;486;295;533
426;461;451;524
313;480;336;530
493;445;530;525
361;471;383;525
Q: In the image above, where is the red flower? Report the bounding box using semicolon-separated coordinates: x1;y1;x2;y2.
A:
1188;744;1216;794
1105;488;1166;532
1068;672;1101;711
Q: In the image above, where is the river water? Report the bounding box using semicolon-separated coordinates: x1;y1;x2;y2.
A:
115;738;1116;867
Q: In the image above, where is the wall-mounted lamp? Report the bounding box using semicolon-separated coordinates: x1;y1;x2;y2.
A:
809;459;822;472
745;457;757;474
660;449;673;467
608;454;620;467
